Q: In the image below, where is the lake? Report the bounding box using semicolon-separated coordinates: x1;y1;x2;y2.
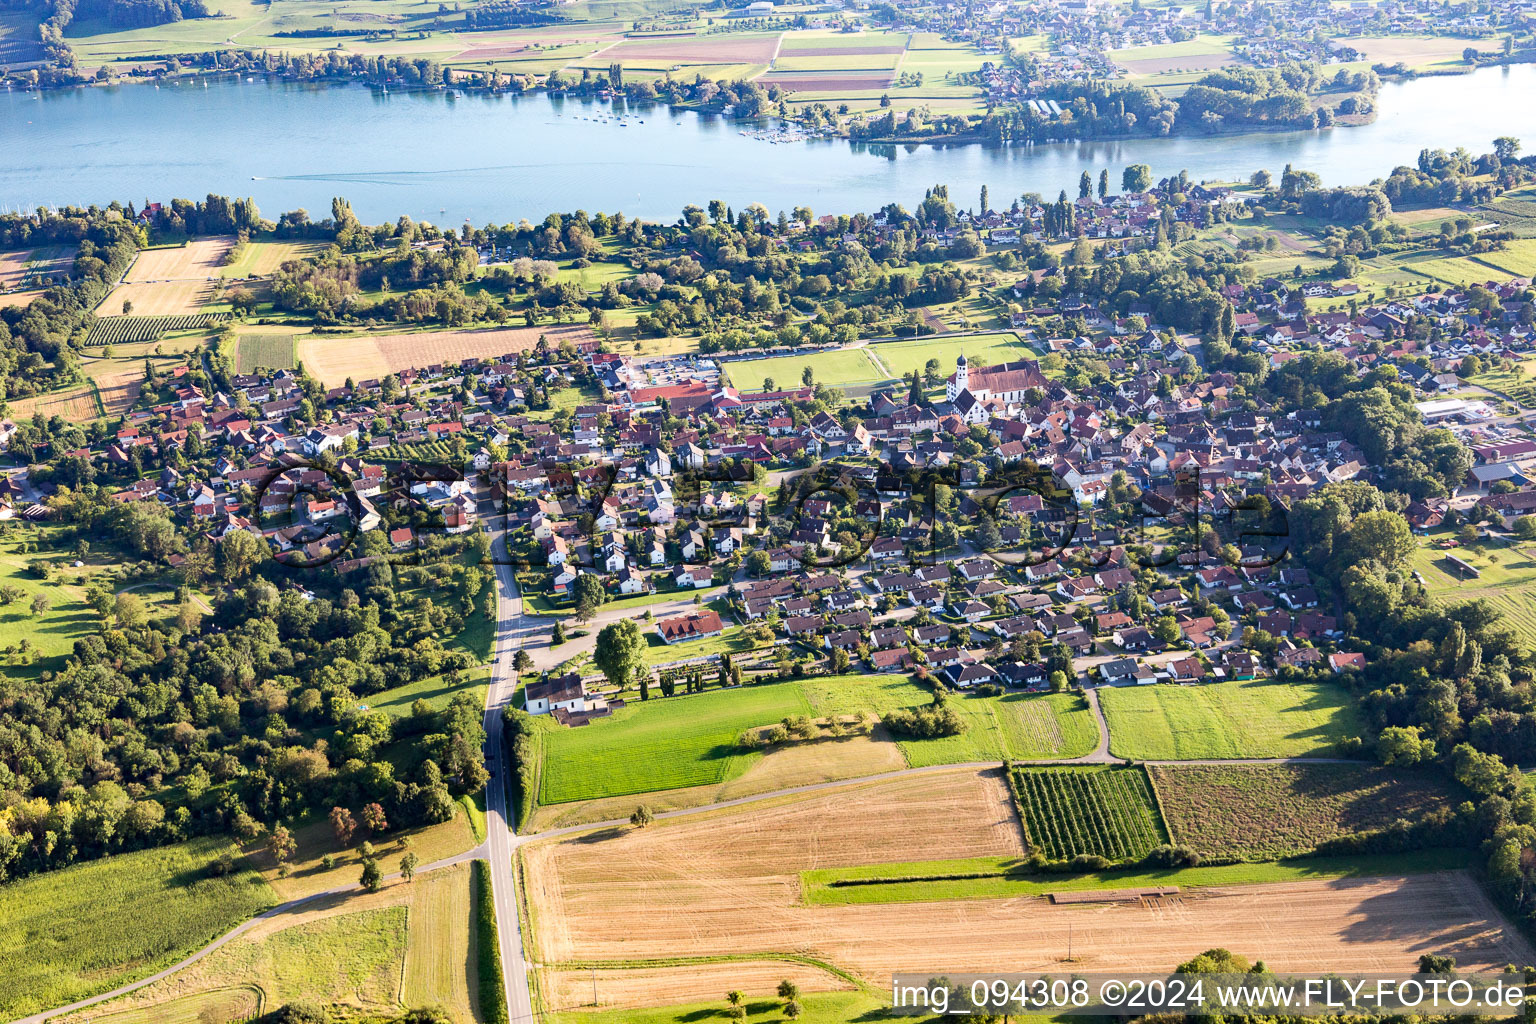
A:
3;63;1535;225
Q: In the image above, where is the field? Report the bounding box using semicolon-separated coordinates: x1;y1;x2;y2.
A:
219;238;328;278
535;682;814;804
85;313;225;346
527;679;1096;831
868;331;1034;382
235;332;298;373
1351;35;1495;69
244;801;480;902
57;860;478;1024
358;664;491;717
1472;238;1536;279
801;848;1471;904
1098;679;1363;759
0;836;275;1019
1411;538;1536;646
0;289;42;308
523;769;1532;1003
1149;763;1461;860
124;238;235;282
298;324;591;387
722;347;884;391
9;384;102;420
96;280;218;318
1110;35;1236;76
1012;765;1168;861
757;72;895;93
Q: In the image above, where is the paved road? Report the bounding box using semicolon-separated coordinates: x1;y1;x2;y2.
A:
482;534;540;1024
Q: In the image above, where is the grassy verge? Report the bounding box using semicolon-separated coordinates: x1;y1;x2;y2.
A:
799;848;1469;906
461;791;488;844
473;859;509;1024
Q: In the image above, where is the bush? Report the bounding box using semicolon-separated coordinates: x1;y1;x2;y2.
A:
1143;843;1202;868
883;703;966;738
1068;853;1112;872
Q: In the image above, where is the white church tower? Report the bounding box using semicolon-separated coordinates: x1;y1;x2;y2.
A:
946;353;969;403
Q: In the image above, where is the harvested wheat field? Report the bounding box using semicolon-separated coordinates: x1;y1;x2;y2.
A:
124;238;235;282
10;385;100;420
94;371;143;415
0;289;41;308
542;959;854;1012
298;325;591;387
602;34;780;65
97;280;216;318
523;769;1533;1004
0;250;28;290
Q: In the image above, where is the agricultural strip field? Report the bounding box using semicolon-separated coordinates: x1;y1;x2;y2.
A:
1148;763;1462;860
219;239;327;278
592;33;779;66
124;237;235;282
298;324;591;387
0;836;275;1019
721;347;884;390
801;849;1471;905
757;72;895;92
1098;679;1363;759
86;313;225;346
523;769;1533;1001
1467;361;1536;407
9;384;101;420
235;332;298;373
1012;765;1167;861
97;280;218;318
1410;539;1536;646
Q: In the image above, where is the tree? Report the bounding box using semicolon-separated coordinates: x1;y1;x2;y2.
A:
1250;169;1272;190
594;618;648;691
114;592;147;628
572;573;606;622
400;850;419;882
784;1001;802;1020
1151;615;1180;645
551;620;566;646
778;981;800;1000
361;802;388;834
1122;164;1153;194
630;803;655;827
360;857;383;892
1079;170;1092;199
329;806;356;847
1459;354;1483;378
1494;136;1522;161
514;648;534;673
801;365;814;387
220;529;266;582
1098;169;1109;199
1377;725;1436;765
727;992;744;1008
1515;516;1536;541
269;825;296;864
30;593;49;617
